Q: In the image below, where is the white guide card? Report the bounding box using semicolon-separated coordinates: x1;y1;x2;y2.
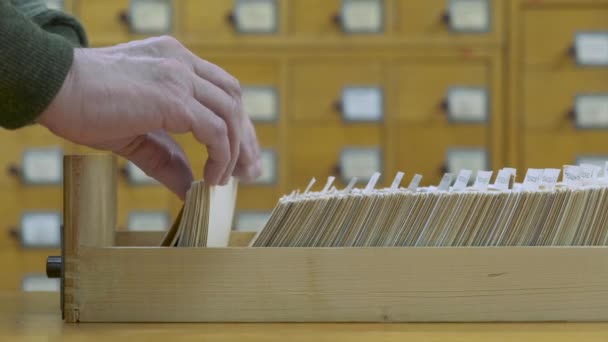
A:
574;95;608;128
242;86;278;122
129;0;172;34
340;148;382;182
234;0;277;33
253;149;277;185
45;0;63;11
126;161;158;185
448;0;490;33
576;156;608;177
447;87;488;123
523;168;543;191
21;274;60;292
446;148;488;176
21;212;61;248
341;86;383;122
127;211;169;231
340;0;383;33
574;32;608;66
453;169;472;190
234;211;271;232
22;148;63;184
473;170;493;191
541;169;561;190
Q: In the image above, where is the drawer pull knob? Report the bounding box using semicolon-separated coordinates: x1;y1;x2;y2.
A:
8;227;19;240
46;256;62;279
7;164;21;178
332;13;342;26
334;100;344;114
440;98;449;113
226;11;236;26
441;11;451;25
439;163;448;175
118;9;130;25
332;164;342;177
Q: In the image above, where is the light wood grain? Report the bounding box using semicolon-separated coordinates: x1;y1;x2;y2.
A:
116;231;256;247
73;246;608;322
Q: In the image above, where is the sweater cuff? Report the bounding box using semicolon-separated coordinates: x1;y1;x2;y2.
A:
33;10;89;47
0;3;75;130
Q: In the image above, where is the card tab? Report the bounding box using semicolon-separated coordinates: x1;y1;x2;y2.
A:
448;0;490;33
364;172;381;194
493;169;511;191
235;211;271;232
129;0;172;34
242;86;278;122
446;87;488;123
127;211;169;231
574;94;608;128
21;148;63;185
473;170;493;191
234;0;277;33
453;169;472;190
322;176;336;193
574;32;608;66
304;178;316;193
523;168;543;190
576;156;608;177
438;173;455;191
21;274;60;292
563;165;582;186
253;149;277;185
340;0;383;33
390;172;404;191
339;147;382;183
580;164;601;184
344;177;358;193
407;174;422;192
20;212;61;248
541;168;560;190
341;86;383;122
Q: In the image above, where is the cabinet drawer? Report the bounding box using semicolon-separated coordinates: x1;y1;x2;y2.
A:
289;0;342;37
523;6;608;69
0;250;57;291
76;0;176;46
237;147;281;210
393;60;489;123
394;0;501;42
523;70;608;129
393;126;489;186
523;132;608;170
289;60;383;123
287;125;383;190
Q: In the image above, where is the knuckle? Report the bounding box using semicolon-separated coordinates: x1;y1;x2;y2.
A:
211;119;229;144
157;35;181;49
226;76;242;99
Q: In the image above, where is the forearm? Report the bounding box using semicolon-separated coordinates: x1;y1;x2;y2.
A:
0;0;75;129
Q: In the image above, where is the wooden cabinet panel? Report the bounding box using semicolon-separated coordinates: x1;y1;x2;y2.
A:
523;132;608;170
289;59;383;123
289;0;341;36
523;6;608;68
523;70;608;129
181;0;234;39
393;60;488;123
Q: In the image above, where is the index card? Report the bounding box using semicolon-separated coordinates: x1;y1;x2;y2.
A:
130;0;172;34
448;0;490;32
127;211;169;231
21;212;61;248
390;172;405;191
453;169;473;190
438;173;455;191
541;169;560;190
341;0;383;33
242;86;278;122
22;148;62;184
523;168;543;191
341;86;383;122
563;165;582;186
234;0;277;33
473;170;493;191
574;32;608;66
447;87;488;123
407;174;422;191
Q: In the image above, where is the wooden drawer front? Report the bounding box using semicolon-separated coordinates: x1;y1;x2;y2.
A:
287;125;383;190
523;6;608;69
237;147;281;210
76;0;176;46
0;250;58;291
290;60;383;123
393;60;489;123
523;70;608;129
393;126;488;186
289;0;341;36
523;132;608;170
395;0;500;42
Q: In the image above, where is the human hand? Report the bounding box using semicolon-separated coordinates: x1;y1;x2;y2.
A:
37;36;262;199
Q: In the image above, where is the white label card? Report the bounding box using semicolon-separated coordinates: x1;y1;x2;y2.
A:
22;275;60;292
448;0;490;32
45;0;63;11
242;87;278;121
235;0;277;33
523;168;543;191
253;149;277;185
235;212;271;232
563;165;582;186
493;169;511;191
580;164;601;184
575;32;608;66
126;161;158;185
22;148;63;184
128;212;169;231
438;173;455;191
342;87;383;122
447;87;488;122
541;168;561;190
340;148;382;182
473;170;493;191
21;212;61;248
407;174;422;192
453;169;472;191
575;95;608;128
446;148;488;177
130;0;171;33
341;0;383;33
576;156;608;177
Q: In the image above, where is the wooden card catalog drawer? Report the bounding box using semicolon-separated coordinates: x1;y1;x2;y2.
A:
523;132;608;170
523;70;608;129
237;148;280;209
393;126;488;186
394;0;501;42
287;125;382;189
77;0;174;45
289;60;383;123
393;61;488;123
523;6;608;69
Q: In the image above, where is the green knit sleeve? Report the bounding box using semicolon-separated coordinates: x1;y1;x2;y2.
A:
0;0;76;129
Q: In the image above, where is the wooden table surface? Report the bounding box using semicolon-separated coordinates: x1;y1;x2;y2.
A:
3;292;608;341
